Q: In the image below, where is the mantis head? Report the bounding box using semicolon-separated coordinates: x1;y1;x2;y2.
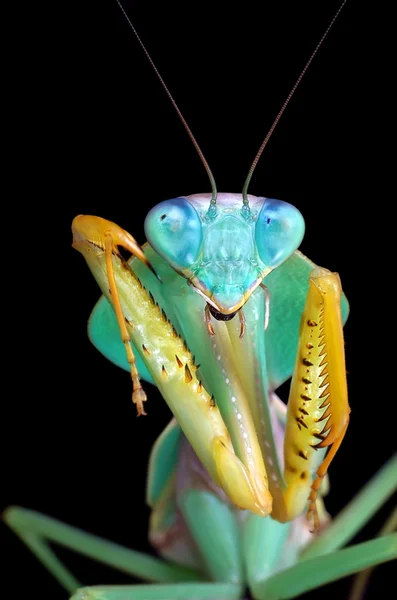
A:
144;193;305;317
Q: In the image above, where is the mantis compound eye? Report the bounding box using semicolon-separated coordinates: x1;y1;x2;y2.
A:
255;198;305;269
144;197;203;270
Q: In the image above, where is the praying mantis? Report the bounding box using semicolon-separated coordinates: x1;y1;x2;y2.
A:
3;1;396;599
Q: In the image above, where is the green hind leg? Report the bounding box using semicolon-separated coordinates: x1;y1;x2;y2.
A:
250;453;397;600
70;583;243;600
301;453;397;559
3;507;203;595
251;533;397;600
348;505;397;600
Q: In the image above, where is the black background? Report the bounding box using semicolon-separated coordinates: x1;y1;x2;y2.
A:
3;1;394;598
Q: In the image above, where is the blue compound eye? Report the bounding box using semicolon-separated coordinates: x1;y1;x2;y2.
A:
255;198;305;269
144;198;203;270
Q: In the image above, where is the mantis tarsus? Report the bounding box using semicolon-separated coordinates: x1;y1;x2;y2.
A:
3;1;396;600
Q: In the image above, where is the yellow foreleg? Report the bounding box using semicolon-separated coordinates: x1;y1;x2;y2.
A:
72;215;157;416
283;267;350;530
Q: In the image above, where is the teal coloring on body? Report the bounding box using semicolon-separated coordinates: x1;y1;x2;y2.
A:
145;193;305;314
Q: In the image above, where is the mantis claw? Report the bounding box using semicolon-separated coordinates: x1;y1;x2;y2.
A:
133;388;148;416
72;215;159;279
307;506;320;533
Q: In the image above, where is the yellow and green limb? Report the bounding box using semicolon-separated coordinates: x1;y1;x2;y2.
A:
71;196;347;526
4;196;397;599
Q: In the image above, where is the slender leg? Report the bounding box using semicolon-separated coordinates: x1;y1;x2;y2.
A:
72;215;158;416
348;505;397;600
104;234;146;415
251;533;397;600
307;420;349;531
300;453;397;559
3;507;203;594
70;582;243;600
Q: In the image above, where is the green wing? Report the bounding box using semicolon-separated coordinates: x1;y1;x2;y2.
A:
146;418;183;507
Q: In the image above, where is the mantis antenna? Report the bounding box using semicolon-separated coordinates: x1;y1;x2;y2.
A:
242;0;348;207
114;0;218;208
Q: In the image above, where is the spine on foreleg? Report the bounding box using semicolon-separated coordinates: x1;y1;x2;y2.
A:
283;267;350;529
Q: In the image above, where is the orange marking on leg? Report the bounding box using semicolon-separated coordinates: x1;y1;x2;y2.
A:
105;233;147;416
307;419;349;531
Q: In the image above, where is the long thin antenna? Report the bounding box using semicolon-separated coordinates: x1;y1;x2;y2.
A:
242;0;348;206
114;0;217;207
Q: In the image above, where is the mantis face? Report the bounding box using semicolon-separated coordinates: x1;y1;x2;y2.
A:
145;193;305;317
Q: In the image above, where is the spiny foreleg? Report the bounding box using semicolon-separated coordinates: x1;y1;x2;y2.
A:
283;267;350;531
